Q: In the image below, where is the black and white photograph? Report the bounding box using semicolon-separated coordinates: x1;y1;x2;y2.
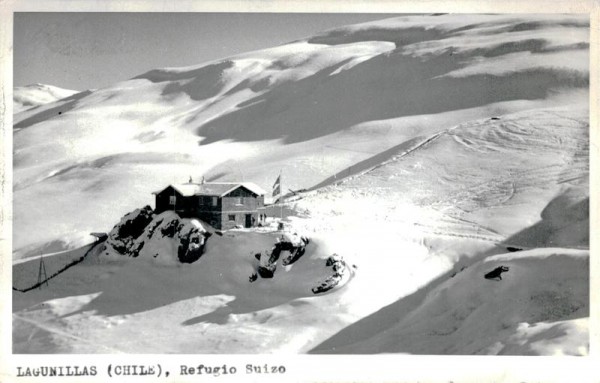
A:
1;1;598;380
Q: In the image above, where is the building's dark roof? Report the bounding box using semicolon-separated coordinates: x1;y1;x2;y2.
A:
153;182;266;197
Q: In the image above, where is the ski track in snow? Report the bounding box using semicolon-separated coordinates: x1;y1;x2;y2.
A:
13;314;125;353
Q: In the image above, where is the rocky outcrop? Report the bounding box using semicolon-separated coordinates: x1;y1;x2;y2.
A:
106;205;155;256
249;233;310;282
177;222;211;263
105;208;210;263
312;253;354;294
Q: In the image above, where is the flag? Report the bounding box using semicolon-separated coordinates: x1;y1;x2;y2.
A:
272;174;281;197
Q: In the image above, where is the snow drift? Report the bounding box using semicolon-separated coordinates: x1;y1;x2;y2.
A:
13;212;354;353
312;247;589;355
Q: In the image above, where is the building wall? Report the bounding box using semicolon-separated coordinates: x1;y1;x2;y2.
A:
220;188;264;229
221;195;262;213
221;211;260;230
200;211;223;229
155;187;185;214
193;196;222;228
155;185;265;230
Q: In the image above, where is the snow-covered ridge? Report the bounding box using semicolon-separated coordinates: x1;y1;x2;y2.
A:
13;83;79;114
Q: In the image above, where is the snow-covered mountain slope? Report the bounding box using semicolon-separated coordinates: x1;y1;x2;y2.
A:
12;173;588;354
312;248;589;355
308;183;589;354
13;218;349;353
11;14;589;355
13;83;79;114
288;104;588;354
12;14;588;259
292;105;588;244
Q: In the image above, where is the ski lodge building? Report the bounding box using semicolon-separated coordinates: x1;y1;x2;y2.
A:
153;181;266;230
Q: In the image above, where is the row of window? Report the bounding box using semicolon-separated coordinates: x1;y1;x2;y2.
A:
200;197;220;206
168;196;245;206
201;197;245;206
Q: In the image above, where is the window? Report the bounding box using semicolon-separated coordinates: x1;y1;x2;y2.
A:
169;195;176;205
236;197;243;205
212;196;218;206
228;214;236;221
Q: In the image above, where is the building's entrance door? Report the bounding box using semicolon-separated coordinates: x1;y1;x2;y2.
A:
245;214;252;228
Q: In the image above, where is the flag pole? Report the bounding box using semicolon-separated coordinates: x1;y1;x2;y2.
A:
272;171;283;230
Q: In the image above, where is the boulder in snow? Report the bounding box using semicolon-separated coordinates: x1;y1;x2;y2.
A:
105;205;155;256
104;208;211;263
312;253;352;294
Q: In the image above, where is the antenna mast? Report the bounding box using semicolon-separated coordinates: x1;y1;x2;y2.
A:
37;253;49;289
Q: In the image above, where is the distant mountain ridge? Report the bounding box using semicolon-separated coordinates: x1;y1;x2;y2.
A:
13;83;79;114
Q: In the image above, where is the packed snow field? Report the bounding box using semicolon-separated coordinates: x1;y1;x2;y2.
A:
12;14;589;354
